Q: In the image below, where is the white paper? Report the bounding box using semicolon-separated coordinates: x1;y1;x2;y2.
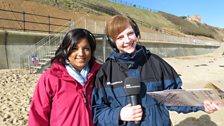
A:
147;89;223;106
205;82;224;99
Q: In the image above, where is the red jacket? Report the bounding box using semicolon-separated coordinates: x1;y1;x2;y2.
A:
28;61;101;126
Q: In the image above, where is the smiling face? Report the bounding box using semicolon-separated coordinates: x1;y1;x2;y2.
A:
67;38;91;71
115;24;137;54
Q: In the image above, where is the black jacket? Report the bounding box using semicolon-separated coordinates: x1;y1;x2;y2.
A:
92;45;204;126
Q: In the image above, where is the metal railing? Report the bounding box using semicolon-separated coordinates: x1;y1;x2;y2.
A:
1;8;221;71
112;0;157;12
0;8;71;33
18;17;222;71
19;21;73;70
141;32;221;46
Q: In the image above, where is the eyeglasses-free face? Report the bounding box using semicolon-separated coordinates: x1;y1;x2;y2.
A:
67;38;91;71
115;24;137;54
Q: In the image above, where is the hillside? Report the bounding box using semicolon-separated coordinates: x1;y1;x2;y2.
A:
1;0;224;41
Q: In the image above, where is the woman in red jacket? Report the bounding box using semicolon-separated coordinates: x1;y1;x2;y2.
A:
28;28;101;126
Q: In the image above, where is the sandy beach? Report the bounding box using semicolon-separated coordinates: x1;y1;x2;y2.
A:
166;50;224;126
0;47;223;126
0;69;40;126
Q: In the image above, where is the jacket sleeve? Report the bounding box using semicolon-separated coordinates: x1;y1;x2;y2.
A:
28;73;55;126
91;70;122;126
160;59;205;113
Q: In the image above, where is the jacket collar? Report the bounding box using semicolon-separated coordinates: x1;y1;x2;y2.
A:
50;60;101;82
107;44;151;68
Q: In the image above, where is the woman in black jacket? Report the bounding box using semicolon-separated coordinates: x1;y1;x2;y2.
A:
92;15;220;126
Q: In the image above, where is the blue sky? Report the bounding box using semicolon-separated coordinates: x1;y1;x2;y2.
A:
114;0;224;28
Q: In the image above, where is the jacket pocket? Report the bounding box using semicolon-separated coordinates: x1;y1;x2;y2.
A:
106;85;129;107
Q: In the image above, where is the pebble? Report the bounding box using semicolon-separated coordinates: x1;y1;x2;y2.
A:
0;69;40;126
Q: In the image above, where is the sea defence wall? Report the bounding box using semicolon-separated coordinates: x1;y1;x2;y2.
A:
0;30;220;69
140;41;219;58
0;30;48;69
95;40;220;62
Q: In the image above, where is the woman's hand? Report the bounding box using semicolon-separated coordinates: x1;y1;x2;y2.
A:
120;104;143;122
204;100;221;113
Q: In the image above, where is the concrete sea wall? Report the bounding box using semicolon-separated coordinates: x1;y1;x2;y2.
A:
0;30;220;69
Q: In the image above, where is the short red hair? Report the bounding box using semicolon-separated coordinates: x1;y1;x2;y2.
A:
105;15;135;41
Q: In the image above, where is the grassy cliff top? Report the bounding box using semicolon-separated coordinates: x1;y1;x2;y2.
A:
2;0;224;41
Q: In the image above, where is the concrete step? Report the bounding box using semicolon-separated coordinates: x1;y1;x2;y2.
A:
37;62;48;65
39;58;51;62
45;54;55;58
49;51;55;54
30;65;42;70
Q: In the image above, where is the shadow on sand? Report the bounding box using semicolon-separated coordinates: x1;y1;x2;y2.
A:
175;115;217;126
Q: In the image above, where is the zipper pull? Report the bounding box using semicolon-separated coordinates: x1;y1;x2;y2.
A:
83;91;87;104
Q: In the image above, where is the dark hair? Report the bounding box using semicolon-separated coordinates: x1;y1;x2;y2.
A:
51;28;96;66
